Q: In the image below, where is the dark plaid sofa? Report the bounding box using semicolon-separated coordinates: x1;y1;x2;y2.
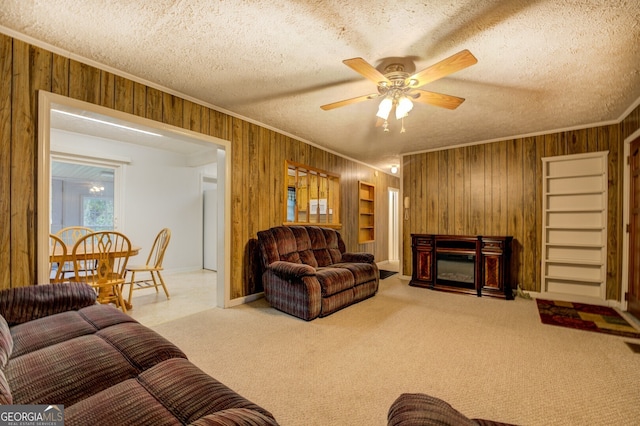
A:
0;283;278;426
257;225;379;321
388;393;517;426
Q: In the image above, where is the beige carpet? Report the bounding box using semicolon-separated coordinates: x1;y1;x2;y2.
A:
150;276;640;426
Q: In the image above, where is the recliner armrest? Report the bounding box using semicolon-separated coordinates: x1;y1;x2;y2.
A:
268;261;316;280
0;283;97;326
341;252;375;264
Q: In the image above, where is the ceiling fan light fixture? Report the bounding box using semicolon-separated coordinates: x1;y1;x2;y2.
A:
395;96;413;120
376;97;393;120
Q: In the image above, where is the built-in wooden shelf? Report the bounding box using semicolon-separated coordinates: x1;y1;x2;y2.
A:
541;151;608;300
358;181;375;243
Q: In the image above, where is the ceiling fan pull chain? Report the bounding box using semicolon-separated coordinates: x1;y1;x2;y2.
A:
400;118;406;134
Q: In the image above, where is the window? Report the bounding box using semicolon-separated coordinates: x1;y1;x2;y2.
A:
82;196;114;230
51;158;119;233
285;161;341;228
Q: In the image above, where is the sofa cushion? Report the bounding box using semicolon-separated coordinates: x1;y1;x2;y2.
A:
65;358;277;425
10;304;134;358
0;315;13;368
0;315;12;404
64;377;182;426
316;267;355;296
7;334;140;405
0;370;11;405
307;227;334;266
272;227;302;263
0;283;96;326
353;280;379;302
332;262;378;285
321;288;355;317
321;228;344;264
10;310;101;358
76;303;137;329
95;322;187;371
290;226;318;268
138;358;276;424
6;305;187;406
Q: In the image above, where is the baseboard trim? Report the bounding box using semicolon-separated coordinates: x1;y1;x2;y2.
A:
227;292;264;308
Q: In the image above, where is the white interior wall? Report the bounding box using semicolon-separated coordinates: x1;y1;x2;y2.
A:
51;129;216;273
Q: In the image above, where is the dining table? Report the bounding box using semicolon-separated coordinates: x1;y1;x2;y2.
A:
49;244;141;310
49;245;141;264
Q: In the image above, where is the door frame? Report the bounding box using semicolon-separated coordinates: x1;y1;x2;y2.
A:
202;174;218;271
38;91;233;308
621;127;640;310
388;187;400;262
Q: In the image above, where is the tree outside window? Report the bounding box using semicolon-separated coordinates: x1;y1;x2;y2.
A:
83;197;114;231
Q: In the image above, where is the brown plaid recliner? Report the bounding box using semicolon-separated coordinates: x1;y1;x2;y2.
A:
257;225;379;321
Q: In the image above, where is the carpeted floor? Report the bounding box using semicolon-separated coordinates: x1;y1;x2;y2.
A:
147;276;640;426
536;299;640;339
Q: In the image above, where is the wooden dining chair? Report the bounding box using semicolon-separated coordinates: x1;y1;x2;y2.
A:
125;228;171;305
49;233;67;284
56;226;94;278
56;225;94;245
71;231;132;312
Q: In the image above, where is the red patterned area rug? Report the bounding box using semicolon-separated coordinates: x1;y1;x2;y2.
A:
536;299;640;339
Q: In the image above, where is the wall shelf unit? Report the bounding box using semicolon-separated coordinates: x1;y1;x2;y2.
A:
358;181;375;243
541;151;608;301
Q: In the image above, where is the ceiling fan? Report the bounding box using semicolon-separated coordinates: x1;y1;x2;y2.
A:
321;49;478;132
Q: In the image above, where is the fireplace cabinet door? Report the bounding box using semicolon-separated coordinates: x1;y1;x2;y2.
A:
481;237;512;299
411;235;434;288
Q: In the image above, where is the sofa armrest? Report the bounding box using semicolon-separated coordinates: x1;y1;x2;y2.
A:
189;409;279;426
268;261;316;280
342;252;375;264
388;393;477;426
0;283;97;326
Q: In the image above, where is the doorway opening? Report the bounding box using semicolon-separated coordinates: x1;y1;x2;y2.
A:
388;187;400;262
625;131;640;320
38;91;232;308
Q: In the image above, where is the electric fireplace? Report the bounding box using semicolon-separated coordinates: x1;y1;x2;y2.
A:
410;234;514;299
436;253;475;289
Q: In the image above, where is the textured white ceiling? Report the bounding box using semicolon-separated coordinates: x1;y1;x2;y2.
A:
2;0;639;172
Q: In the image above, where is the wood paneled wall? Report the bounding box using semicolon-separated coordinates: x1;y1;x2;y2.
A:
402;123;636;300
623;104;640;140
0;33;399;297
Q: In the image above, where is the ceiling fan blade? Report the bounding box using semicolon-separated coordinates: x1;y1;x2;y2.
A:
320;93;379;111
407;50;478;88
412;90;466;110
343;58;390;85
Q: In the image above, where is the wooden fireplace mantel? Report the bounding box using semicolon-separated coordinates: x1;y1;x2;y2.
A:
410;234;514;299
